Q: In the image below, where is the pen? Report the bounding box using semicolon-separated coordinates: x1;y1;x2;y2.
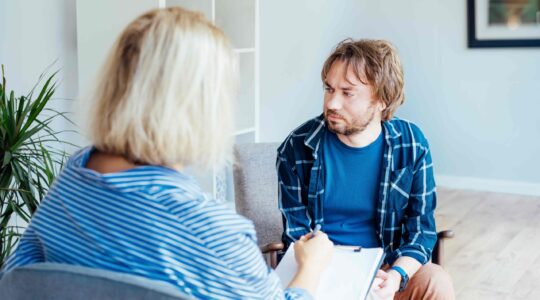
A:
312;224;321;236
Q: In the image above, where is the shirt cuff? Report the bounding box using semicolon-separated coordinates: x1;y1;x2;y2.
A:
388;248;429;265
284;287;314;300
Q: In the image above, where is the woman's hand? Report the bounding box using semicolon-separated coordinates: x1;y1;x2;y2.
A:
293;231;334;273
287;231;334;295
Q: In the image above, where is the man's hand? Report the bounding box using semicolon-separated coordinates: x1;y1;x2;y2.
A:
372;269;401;300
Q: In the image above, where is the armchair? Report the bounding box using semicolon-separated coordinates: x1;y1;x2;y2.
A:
0;263;191;300
233;143;454;269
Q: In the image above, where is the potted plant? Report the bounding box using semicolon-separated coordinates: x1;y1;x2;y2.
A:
0;65;73;268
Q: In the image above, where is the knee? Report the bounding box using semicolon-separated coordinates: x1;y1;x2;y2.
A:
412;263;455;299
428;264;454;294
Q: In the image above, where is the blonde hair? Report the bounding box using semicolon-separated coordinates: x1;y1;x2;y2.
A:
321;39;404;121
87;7;237;170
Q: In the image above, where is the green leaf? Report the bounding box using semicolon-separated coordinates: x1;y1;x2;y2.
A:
2;150;10;167
0;64;77;266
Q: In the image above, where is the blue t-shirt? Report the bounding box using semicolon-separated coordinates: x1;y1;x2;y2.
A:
322;130;384;247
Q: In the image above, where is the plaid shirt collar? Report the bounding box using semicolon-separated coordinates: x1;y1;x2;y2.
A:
303;114;401;158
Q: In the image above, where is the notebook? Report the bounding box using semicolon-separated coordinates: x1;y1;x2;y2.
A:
274;244;385;300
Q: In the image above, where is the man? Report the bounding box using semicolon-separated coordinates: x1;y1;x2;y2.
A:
276;39;454;299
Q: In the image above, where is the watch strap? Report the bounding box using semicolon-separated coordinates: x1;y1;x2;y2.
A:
390;266;409;292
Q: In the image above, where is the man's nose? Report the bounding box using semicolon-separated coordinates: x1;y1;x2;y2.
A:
325;94;342;110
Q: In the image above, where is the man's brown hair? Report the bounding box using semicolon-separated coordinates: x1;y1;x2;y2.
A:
321;39;405;121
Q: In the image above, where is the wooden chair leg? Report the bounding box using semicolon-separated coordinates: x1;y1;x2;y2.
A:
433;230;454;267
432;238;442;265
269;251;277;269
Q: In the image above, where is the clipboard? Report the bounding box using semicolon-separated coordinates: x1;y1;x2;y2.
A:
275;244;385;300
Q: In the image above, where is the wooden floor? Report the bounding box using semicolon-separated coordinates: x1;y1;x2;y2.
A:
436;188;540;300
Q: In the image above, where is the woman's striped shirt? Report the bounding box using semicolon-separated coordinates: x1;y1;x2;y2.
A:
2;147;310;299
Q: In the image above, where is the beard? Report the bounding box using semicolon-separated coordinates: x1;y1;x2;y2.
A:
324;107;376;136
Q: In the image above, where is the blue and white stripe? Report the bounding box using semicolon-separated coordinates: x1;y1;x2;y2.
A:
3;147;310;300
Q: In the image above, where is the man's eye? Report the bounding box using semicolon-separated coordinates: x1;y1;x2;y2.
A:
344;92;354;97
324;86;333;92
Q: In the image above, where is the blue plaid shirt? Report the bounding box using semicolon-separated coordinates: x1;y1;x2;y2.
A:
276;115;437;265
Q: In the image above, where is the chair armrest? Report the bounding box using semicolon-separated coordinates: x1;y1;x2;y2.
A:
260;242;285;269
432;229;455;266
260;242;285;254
437;229;455;239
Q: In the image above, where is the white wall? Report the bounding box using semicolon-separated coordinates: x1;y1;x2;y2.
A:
2;0;538;195
0;0;78;228
0;0;78;132
355;0;540;193
259;0;540;195
76;0;158;99
259;0;364;142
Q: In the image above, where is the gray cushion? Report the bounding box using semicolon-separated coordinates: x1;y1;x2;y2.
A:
0;263;191;300
233;143;283;246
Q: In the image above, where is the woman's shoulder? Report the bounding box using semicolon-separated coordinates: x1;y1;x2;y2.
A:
159;191;258;244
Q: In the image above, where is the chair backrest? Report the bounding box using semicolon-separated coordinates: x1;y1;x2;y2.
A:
0;263;191;300
233;143;282;246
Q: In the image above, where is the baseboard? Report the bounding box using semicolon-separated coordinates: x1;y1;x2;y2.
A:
436;175;540;197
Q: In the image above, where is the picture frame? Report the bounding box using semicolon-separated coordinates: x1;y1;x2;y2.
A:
467;0;540;48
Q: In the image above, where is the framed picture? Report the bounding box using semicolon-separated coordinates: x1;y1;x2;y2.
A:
467;0;540;48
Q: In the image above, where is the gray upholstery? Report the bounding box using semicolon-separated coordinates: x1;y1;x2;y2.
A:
233;143;283;246
0;263;191;300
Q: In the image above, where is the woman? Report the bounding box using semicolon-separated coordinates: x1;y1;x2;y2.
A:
2;7;333;299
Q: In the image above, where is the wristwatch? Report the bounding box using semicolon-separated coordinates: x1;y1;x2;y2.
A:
390;266;409;292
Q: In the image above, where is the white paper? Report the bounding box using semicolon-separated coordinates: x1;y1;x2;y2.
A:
275;244;384;300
